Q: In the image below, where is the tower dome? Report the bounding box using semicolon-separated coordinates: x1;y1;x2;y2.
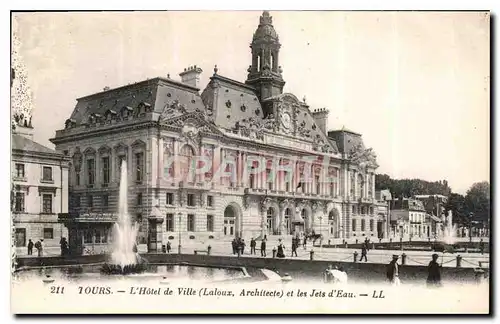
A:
252;11;279;42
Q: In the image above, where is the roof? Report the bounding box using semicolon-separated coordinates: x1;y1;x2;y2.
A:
68;77;203;125
12;134;61;156
427;214;442;222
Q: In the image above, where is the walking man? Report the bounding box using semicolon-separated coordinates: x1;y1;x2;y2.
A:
27;239;33;256
426;253;442;288
386;255;400;285
359;244;368;262
260;238;267;257
250;238;256;255
479;239;485;255
166;241;171;254
291;239;298;257
303;235;307;250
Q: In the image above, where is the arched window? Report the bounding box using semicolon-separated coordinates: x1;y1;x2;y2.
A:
267;207;275;234
179;145;195;182
257;55;261;72
270;53;274;71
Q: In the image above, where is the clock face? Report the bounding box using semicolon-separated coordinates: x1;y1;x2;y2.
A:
281;113;291;129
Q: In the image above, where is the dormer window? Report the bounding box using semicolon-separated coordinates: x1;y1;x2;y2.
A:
64;118;76;129
105;109;117;121
121;106;133;118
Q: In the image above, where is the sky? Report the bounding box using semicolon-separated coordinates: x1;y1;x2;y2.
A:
12;11;490;194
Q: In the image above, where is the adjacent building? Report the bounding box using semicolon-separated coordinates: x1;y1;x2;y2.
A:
389;198;431;239
12;119;70;254
51;11;388;255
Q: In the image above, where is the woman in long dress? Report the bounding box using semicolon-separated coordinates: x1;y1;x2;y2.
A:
276;239;285;258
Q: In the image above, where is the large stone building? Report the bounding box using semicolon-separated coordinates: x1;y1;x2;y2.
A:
12;119;70;254
51;11;387;254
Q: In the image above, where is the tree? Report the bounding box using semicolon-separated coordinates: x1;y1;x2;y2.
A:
464;181;490;223
445;193;467;225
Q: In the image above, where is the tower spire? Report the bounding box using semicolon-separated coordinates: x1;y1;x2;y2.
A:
245;11;285;101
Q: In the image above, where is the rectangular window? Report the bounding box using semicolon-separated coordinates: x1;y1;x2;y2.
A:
95;229;101;243
84;230;93;243
15;163;25;178
43;228;54;239
117;155;126;180
137;193;143;206
370;220;374;231
352;205;356;214
266;169;273;190
74;195;81;208
315;175;320;194
42;194;52;213
76;172;81;186
329;183;334;196
207;215;214;232
135;152;144;182
166;192;174;205
187;194;195;207
352;219;357;232
87;159;95;185
361;219;366;231
14;192;25;212
102;228;108;243
285;180;290;192
166;213;174;232
102;194;109;207
42;166;53;181
187;214;195;232
88;195;93;208
102;156;110;185
207;195;213;207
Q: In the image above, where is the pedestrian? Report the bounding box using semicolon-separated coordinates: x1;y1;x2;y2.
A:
27;239;33;256
60;237;68;256
37;239;44;257
303;235;307;250
479;239;485;255
359;244;368;262
250;238;256;255
260;238;267;257
276;239;285;258
240;239;246;255
426;253;442;288
166;241;171;254
291;239;298;257
232;238;237;255
386;255;400;285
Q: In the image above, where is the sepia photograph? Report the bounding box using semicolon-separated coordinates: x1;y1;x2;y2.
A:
10;9;490;315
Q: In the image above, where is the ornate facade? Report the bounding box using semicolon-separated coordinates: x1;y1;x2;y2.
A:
51;11;387;254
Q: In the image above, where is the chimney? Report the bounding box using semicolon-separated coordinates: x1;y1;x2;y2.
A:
179;65;203;88
12;113;34;140
311;108;329;134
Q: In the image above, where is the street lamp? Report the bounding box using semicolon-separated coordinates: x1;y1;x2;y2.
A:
178;212;182;254
469;212;473;243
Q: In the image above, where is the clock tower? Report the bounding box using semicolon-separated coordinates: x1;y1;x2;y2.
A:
245;11;286;102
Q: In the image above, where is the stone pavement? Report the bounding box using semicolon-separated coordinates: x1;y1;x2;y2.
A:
15;237;489;269
168;240;490;269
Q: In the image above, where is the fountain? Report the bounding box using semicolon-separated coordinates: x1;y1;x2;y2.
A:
101;160;147;274
440;210;457;245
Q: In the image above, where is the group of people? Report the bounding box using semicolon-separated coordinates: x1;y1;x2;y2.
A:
386;253;442;287
26;239;44;256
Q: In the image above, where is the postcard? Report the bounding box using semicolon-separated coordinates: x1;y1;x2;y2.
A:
10;10;490;314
